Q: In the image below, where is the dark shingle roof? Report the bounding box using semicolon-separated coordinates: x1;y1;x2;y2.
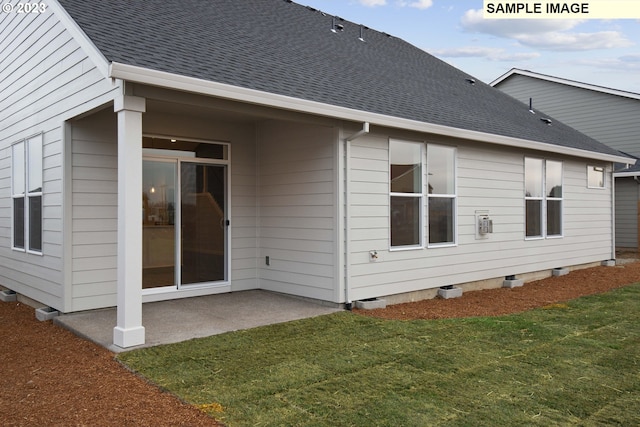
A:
58;0;625;159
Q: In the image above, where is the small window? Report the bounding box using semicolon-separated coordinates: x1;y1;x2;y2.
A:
389;140;423;248
12;135;43;253
587;166;605;188
525;157;562;239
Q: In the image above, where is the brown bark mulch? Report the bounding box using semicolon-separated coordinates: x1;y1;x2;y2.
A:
1;258;639;426
356;260;640;320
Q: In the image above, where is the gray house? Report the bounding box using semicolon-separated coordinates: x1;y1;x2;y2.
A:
1;0;633;348
491;68;640;250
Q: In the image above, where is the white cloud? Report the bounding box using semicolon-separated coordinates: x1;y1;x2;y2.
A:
358;0;387;6
407;0;433;9
517;31;633;51
432;46;540;62
460;8;633;51
362;0;433;9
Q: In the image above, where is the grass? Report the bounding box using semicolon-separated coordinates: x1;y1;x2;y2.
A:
118;284;640;427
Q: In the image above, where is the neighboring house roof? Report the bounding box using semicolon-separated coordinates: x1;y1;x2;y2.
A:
56;0;629;162
491;68;640;102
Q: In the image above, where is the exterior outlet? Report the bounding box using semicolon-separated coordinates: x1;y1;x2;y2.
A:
369;251;379;262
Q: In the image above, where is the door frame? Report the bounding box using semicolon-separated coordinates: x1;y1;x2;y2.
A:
141;134;232;302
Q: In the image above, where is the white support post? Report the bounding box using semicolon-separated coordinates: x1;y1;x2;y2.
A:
113;95;146;348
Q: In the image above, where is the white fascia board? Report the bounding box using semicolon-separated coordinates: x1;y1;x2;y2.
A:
491;68;640;101
49;0;110;79
110;62;634;164
614;171;640;177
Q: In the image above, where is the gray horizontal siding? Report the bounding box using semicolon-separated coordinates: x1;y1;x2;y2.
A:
348;136;614;301
258;121;337;301
496;76;640;157
0;10;117;311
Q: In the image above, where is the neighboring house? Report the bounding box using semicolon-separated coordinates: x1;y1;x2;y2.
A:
491;68;640;250
1;1;633;348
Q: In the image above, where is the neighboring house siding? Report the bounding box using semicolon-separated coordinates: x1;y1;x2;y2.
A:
497;76;640;157
70;110;117;311
348;136;613;300
0;9;117;311
258;121;337;301
615;178;638;248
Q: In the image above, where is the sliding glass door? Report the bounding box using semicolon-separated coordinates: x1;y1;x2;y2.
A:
180;162;226;284
143;157;227;290
143;160;176;288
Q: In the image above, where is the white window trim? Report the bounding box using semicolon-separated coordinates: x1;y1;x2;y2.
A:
524;157;563;240
11;134;43;255
427;144;457;248
389;139;424;251
388;140;458;250
587;165;606;189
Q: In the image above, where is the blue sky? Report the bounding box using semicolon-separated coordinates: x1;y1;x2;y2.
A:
294;0;640;93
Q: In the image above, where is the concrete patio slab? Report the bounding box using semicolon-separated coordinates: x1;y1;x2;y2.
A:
55;290;342;353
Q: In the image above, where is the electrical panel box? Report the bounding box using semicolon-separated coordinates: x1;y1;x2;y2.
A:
475;211;493;240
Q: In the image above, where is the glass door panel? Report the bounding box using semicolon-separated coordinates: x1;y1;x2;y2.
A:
142;160;176;288
180;163;226;285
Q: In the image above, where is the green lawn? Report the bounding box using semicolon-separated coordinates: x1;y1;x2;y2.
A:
118;284;640;427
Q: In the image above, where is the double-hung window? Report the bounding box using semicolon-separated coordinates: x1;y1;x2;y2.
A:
389;140;457;249
427;145;456;246
12;135;43;253
525;157;562;239
389;140;423;248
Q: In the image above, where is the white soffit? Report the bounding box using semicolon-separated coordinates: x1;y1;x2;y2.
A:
110;62;634;164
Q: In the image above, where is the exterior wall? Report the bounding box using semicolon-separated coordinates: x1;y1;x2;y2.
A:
495;76;640;157
142;110;259;293
348;133;614;301
615;177;638;249
69;110;118;311
0;8;117;311
67;107;260;311
257;120;338;301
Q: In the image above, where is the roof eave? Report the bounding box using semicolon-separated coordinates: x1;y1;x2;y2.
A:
490;68;640;101
109;62;634;165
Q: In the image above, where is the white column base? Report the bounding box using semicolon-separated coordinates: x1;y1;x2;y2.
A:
113;325;146;349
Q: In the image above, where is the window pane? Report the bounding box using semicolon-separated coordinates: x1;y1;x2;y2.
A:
13;198;25;249
28;195;42;252
12;143;25;195
390;140;421;193
547;200;562;236
588;166;604;188
427;145;455;194
526;199;542;237
546;160;562;198
428;197;454;244
525;158;543;197
391;196;421;247
27;136;42;193
181;163;226;283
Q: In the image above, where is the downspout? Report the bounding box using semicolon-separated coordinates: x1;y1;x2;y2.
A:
611;165;616;261
344;122;370;310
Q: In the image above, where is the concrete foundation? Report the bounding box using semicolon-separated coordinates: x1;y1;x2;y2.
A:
437;287;462;299
354;299;387;310
0;289;17;302
502;278;524;288
552;268;569;277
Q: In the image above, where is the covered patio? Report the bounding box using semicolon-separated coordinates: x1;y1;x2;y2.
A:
54;290;341;353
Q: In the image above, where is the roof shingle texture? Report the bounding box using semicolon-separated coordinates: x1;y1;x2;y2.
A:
58;0;623;157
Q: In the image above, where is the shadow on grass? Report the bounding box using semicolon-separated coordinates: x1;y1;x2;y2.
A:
119;284;640;427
